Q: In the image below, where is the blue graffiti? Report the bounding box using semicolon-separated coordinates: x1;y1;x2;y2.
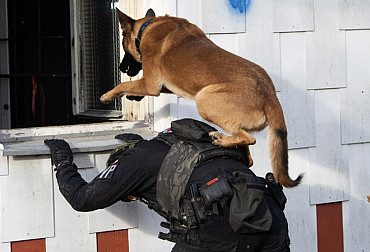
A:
228;0;251;14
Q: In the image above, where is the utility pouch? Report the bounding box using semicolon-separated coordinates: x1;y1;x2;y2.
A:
265;172;287;210
228;171;272;234
189;184;207;224
182;200;198;229
200;177;233;207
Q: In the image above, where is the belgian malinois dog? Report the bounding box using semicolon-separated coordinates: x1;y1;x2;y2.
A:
100;9;303;187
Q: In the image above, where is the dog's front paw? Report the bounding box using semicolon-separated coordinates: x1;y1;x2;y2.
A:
100;93;113;104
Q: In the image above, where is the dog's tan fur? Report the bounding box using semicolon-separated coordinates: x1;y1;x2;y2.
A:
100;9;303;187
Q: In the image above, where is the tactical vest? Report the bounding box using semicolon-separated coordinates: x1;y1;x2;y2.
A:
111;121;284;239
155;119;243;219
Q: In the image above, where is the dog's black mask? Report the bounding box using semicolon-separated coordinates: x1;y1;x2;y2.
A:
119;52;144;102
120;52;142;77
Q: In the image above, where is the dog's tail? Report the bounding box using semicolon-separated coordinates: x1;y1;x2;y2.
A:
264;97;303;188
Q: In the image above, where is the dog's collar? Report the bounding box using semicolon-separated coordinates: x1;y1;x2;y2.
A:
135;19;154;58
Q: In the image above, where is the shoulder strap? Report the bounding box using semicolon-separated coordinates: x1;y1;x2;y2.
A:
154;129;178;146
154;118;217;146
156;140;199;218
171;118;217;142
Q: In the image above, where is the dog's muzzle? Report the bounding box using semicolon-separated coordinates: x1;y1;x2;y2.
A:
119;52;142;77
119;52;144;102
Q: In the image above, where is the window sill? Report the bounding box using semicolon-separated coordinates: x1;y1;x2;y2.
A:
0;121;156;156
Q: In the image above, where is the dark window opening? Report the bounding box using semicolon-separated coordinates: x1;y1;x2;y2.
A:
2;0;121;129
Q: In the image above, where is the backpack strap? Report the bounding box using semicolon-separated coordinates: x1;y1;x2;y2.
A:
157;139;200;218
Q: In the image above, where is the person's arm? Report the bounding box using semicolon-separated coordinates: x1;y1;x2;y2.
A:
44;139;144;212
55;161;132;211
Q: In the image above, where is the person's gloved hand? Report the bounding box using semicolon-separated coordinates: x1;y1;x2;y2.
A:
115;133;144;142
44;139;73;168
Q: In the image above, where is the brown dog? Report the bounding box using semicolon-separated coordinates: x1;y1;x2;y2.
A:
100;9;303;187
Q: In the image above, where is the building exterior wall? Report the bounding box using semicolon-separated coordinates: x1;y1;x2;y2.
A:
0;0;369;251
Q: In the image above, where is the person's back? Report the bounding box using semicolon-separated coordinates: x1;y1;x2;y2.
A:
180;157;290;251
118;138;290;251
44;119;290;252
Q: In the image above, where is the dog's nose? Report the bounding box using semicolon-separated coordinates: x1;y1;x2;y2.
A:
119;53;142;77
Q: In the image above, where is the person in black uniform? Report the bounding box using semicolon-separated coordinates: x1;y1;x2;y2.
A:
44;119;290;252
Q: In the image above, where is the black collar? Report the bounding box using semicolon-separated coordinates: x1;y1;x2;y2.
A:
135;19;154;57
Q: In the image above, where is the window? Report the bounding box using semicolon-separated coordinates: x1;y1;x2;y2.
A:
0;0;125;129
70;0;122;117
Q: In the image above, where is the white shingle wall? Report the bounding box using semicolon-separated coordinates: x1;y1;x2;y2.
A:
0;1;369;252
164;1;370;251
2;156;54;242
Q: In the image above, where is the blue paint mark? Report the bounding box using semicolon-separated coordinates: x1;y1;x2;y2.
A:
228;0;251;14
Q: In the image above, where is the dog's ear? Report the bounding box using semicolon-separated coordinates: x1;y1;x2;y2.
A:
116;8;135;35
145;9;156;18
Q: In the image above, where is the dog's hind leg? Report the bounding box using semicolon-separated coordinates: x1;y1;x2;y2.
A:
209;130;255;167
195;83;268;167
209;130;256;147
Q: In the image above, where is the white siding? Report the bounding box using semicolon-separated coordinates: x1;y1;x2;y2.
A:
341;88;370;144
273;0;314;32
284;148;317;252
129;203;174;252
0;180;11;251
202;0;246;34
343;143;370;252
341;30;370;144
176;98;202;121
177;0;202;27
310;89;350;204
2;156;54;242
153;94;172;132
279;32;315;149
138;0;176;16
0;153;8;176
339;0;370;30
74;153;95;169
210;33;238;55
238;0;281;90
345;30;370;89
306;0;346;89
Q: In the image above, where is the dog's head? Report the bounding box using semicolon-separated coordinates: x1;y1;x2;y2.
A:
117;8;155;68
117;9;155;101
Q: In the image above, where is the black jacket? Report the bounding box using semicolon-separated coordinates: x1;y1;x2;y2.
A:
56;139;290;252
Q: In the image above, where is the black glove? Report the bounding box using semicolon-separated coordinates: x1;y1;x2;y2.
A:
115;133;144;142
44;139;73;168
